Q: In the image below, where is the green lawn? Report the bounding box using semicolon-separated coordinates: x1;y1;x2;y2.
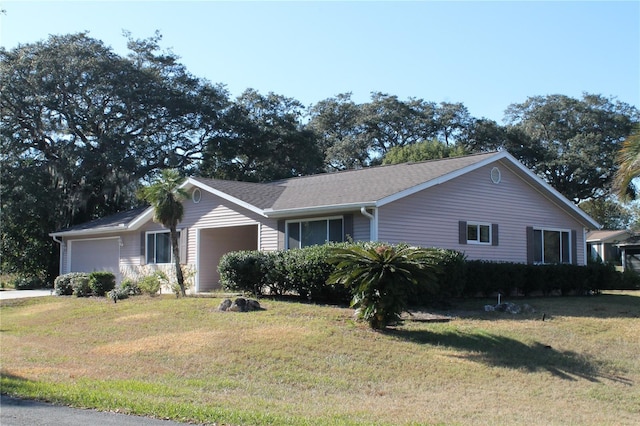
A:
1;292;639;425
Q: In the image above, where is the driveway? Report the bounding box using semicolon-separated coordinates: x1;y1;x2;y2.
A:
0;289;54;300
0;395;190;426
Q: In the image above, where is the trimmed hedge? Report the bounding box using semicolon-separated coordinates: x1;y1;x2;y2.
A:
54;271;116;297
219;243;359;304
54;272;89;296
88;271;116;296
463;261;624;297
219;243;631;305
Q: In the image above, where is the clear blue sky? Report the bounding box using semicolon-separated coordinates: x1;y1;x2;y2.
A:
1;1;638;123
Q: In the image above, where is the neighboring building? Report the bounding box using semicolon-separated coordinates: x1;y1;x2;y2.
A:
50;151;600;292
586;230;630;267
587;229;640;273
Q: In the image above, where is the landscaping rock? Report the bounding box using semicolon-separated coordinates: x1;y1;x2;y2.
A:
217;299;232;311
218;297;263;312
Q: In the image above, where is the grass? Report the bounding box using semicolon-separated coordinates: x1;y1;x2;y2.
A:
1;292;639;425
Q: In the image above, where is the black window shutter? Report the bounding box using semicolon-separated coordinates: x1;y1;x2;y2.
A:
571;230;578;265
277;220;285;250
526;227;534;264
458;221;467;245
492;224;499;246
179;230;188;264
140;232;146;265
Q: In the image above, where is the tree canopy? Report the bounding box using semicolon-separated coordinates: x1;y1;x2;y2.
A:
2;32;639;281
503;94;639;203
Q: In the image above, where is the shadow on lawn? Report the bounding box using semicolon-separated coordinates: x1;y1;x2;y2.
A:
388;328;633;385
440;293;640;321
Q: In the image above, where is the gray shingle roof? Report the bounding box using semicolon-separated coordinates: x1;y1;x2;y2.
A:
189;178;285;210
193;152;500;211
53;206;148;234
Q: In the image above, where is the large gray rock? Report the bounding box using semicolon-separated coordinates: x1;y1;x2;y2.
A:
218;297;263;312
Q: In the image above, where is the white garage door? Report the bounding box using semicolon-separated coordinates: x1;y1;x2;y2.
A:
69;238;120;276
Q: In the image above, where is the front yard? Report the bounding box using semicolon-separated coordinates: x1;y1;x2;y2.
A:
1;292;639;425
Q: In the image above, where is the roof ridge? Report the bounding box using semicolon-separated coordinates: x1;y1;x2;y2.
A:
268;151;501;185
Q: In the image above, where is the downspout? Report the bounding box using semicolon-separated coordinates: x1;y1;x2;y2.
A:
583;228;589;266
52;235;64;276
360;207;378;242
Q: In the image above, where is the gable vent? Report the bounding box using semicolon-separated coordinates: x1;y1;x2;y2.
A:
490;167;501;184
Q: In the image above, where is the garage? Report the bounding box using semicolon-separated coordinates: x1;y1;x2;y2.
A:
68;237;120;278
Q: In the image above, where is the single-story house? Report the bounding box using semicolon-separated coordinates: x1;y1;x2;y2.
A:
587;229;640;272
586;229;630;267
50;151;600;293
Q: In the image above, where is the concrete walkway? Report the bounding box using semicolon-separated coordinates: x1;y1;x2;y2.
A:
0;289;54;300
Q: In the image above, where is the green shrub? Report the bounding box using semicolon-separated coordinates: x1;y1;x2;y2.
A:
328;244;441;330
72;274;91;297
120;279;141;296
88;271;116;296
463;261;619;297
616;269;640;290
219;244;354;303
219;250;269;296
11;276;44;290
138;272;166;296
408;249;466;305
107;286;130;301
54;273;89;296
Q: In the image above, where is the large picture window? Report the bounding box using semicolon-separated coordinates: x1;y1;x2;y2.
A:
532;228;571;264
146;231;179;264
287;218;343;249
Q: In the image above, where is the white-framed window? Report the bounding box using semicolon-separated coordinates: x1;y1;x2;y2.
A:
286;217;344;249
146;230;179;264
532;228;571;264
467;222;492;244
459;221;497;246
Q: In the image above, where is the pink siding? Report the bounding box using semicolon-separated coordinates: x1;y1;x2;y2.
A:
377;161;587;264
179;189;278;252
353;213;371;242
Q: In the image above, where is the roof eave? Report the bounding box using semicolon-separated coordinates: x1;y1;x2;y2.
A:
184;177;268;217
49;224;127;238
265;201;377;218
499;152;601;230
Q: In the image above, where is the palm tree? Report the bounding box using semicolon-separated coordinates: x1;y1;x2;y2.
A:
614;125;640;200
138;169;189;297
327;244;441;330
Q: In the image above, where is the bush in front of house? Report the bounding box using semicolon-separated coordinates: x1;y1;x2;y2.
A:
11;275;45;290
463;260;620;296
54;272;89;296
107;279;142;301
72;274;92;297
618;269;640;290
219;243;358;303
327;244;442;329
407;248;467;305
219;250;270;296
88;271;116;296
120;279;141;296
138;271;167;296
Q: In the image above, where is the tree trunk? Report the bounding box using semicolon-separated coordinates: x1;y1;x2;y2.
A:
170;227;186;297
